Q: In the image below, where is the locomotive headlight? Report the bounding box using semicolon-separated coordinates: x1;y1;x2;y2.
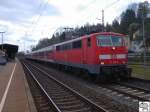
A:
112;46;116;50
99;54;111;60
100;62;104;65
116;54;126;59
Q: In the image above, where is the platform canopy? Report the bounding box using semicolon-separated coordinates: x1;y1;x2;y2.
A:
0;44;18;59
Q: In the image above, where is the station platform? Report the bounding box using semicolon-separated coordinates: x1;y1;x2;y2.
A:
0;59;37;112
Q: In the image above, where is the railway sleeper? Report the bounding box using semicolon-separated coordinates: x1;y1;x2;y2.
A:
55;100;83;106
52;97;77;102
51;96;76;100
58;103;89;111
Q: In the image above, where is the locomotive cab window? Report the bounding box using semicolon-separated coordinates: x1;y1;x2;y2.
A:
97;36;124;47
87;38;91;47
111;36;123;46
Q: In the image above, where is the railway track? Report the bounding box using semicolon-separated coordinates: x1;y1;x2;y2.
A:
127;77;150;90
22;60;108;112
117;82;150;93
24;60;137;112
102;83;150;102
28;60;150;102
23;65;56;112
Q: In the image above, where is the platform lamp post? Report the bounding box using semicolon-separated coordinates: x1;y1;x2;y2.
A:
0;31;5;51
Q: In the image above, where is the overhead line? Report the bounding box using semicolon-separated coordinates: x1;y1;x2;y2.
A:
25;0;50;37
104;0;121;10
30;0;50;34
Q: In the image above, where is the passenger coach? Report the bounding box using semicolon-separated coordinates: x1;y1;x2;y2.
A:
27;32;131;81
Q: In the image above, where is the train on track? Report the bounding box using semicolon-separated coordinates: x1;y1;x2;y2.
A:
26;32;132;82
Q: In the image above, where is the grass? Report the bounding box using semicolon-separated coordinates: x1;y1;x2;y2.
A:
129;65;150;80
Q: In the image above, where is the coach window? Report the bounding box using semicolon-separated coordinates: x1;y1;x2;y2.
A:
72;40;82;49
87;38;91;47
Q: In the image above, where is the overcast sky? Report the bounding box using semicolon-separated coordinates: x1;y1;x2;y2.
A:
0;0;147;51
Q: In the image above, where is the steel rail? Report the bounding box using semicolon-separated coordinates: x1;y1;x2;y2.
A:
23;62;62;112
116;82;150;94
102;85;150;102
25;60;109;112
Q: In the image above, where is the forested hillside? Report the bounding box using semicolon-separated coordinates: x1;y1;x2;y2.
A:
32;1;150;51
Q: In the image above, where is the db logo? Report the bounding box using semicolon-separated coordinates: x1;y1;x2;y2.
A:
139;102;150;112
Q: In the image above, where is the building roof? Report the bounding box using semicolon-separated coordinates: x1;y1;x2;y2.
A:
0;44;18;53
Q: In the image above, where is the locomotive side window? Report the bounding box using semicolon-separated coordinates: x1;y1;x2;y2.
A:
56;40;82;50
87;38;91;47
56;46;60;51
56;43;72;51
97;36;123;46
64;43;72;50
72;40;82;49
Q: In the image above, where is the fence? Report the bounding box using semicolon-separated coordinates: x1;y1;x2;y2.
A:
128;53;150;65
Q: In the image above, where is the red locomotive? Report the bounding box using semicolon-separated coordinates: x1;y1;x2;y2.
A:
27;32;131;81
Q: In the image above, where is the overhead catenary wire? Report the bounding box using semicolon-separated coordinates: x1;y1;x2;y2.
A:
20;0;50;52
24;1;44;37
97;0;121;31
75;0;122;27
30;0;50;35
104;0;121;10
25;0;50;38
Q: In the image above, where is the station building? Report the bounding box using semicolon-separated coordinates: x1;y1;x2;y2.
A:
0;44;18;59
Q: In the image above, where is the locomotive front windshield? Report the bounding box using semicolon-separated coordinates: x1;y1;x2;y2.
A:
97;36;124;47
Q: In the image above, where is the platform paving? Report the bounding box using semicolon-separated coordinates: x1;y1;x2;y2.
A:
0;59;37;112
